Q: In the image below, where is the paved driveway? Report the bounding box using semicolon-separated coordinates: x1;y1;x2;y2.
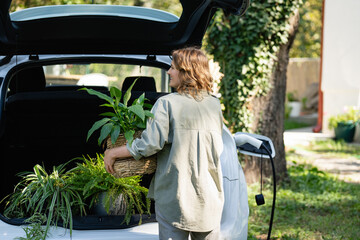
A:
284;127;360;183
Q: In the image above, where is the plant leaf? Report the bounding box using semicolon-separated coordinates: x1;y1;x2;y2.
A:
100;103;114;108
144;110;154;118
63;192;73;236
144;103;153;109
87;118;111;142
44;191;58;239
117;102;126;108
110;125;121;144
110;87;122;107
125;130;135;146
134;93;145;106
98;123;113;145
136;122;146;129
110;86;122;99
123;78;138;106
128;105;145;121
79;88;113;103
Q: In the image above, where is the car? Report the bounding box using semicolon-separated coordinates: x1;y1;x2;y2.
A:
0;1;256;239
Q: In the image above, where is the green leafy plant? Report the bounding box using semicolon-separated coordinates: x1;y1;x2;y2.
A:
286;92;299;102
301;97;308;110
80;78;154;146
67;154;151;224
328;106;360;129
1;163;86;239
15;214;48;240
2;155;151;239
206;0;303;132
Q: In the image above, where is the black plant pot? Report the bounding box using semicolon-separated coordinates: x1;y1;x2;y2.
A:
334;122;356;142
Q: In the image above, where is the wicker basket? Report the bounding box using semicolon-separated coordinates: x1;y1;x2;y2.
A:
106;131;157;178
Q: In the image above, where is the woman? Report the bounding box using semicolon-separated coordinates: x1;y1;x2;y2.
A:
104;47;224;240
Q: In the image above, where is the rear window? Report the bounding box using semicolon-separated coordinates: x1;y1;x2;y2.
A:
10;1;183;17
44;63;168;92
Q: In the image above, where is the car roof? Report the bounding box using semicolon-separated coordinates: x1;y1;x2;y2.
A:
0;0;249;55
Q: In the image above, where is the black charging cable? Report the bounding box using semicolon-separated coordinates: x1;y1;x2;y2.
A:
255;155;265;206
258;144;276;240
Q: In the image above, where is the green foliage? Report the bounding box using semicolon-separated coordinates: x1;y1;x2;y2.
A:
286;91;298;102
80;78;154;146
284;119;310;130
67;154;151;224
301;97;308;110
206;0;303;132
290;0;322;58
327;106;360;129
305;139;360;159
2;156;151;239
15;214;48;240
1;162;86;239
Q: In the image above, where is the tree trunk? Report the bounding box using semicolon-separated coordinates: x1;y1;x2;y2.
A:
243;10;300;184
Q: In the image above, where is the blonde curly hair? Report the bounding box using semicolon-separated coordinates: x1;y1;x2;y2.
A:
171;47;213;98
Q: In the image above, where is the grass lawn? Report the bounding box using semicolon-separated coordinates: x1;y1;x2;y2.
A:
247;140;360;239
284;120;312;131
304;139;360;160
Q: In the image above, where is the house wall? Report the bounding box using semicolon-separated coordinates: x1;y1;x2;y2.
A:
321;0;360;134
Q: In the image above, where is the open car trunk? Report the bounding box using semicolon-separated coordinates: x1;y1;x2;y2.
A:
0;57;169;229
0;0;249;55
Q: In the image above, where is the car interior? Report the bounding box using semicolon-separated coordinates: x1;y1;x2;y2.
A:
0;62;169;228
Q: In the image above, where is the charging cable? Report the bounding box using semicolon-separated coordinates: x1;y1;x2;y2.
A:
234;134;276;240
260;144;276;240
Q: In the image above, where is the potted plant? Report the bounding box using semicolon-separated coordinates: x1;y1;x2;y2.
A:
1;162;86;239
1;156;151;239
328;106;360;142
80;79;153;146
67;154;151;224
80;79;156;178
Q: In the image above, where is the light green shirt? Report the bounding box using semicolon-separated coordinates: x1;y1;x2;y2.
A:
127;92;224;232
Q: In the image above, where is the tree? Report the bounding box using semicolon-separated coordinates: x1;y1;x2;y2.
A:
206;0;303;183
290;0;322;58
248;11;300;183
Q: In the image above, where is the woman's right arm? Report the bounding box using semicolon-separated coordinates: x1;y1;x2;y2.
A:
103;145;132;174
127;97;170;160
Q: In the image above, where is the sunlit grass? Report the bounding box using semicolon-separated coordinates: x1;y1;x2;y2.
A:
247;141;360;239
304;139;360;159
284;120;311;130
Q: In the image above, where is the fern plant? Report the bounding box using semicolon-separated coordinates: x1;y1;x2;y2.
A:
66;154;151;224
80;78;154;146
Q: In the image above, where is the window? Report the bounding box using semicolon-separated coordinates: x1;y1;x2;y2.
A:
44;63;169;92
